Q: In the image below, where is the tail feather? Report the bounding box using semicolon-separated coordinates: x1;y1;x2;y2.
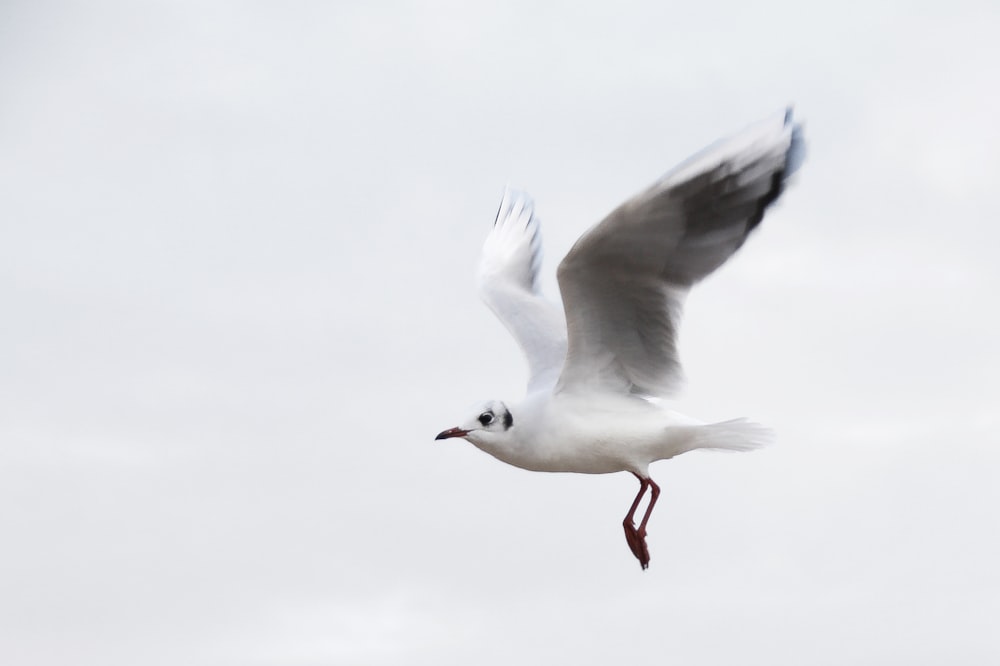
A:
678;418;773;454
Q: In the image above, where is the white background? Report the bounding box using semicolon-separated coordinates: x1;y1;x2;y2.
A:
2;1;998;664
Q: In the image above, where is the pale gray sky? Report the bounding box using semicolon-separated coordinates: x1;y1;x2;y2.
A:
2;1;999;664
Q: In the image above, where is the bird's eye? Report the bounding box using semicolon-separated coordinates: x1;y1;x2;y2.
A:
478;412;494;426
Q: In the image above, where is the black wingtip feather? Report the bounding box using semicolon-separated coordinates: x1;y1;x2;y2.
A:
748;119;806;232
493;192;505;227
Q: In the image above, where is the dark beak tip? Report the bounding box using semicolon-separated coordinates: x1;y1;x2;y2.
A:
435;427;468;441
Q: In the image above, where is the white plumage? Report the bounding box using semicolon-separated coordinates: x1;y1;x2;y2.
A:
437;109;805;569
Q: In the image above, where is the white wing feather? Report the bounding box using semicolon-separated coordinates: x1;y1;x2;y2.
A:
478;189;567;393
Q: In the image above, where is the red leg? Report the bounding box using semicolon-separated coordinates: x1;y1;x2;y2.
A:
638;478;661;534
622;473;650;567
623;474;660;570
624;472;649;526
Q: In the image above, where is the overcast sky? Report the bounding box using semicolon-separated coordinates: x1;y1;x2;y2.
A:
2;1;999;664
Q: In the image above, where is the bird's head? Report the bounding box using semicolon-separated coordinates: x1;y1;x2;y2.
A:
435;400;514;446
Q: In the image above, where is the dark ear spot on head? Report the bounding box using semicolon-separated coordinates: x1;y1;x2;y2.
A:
502;409;513;429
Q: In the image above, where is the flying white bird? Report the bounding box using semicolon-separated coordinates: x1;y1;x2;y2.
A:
437;109;805;569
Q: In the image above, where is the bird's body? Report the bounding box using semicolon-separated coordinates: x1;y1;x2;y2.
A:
437;109;805;568
473;392;674;475
470;392;768;476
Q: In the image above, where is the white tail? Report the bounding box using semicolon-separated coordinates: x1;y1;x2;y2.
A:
677;418;773;455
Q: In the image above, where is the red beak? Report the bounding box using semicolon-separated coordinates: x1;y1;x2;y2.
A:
435;427;470;440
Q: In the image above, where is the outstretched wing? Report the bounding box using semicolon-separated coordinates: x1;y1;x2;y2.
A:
555;109;806;398
478;189;567;394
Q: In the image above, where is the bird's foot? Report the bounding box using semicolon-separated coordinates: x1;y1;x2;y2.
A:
622;520;651;569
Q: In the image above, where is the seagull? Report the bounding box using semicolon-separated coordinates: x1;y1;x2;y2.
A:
436;109;805;569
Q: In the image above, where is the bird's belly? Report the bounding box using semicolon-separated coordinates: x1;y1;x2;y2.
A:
491;446;629;474
492;428;649;475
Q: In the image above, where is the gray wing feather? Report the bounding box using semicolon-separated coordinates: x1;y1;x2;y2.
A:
555;109;805;397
